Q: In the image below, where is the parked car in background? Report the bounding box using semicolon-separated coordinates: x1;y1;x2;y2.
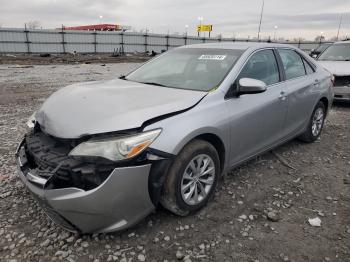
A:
310;43;332;58
16;43;333;233
318;40;350;100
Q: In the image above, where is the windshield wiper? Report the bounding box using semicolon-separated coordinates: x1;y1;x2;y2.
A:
139;81;168;87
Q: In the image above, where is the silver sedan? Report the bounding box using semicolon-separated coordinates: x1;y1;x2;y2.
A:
16;42;333;233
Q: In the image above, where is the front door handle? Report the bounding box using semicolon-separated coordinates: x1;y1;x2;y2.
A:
279;91;287;101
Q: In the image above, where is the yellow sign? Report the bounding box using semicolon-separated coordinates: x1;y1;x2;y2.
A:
197;25;213;32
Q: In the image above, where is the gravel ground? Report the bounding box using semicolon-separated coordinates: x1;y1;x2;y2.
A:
0;63;349;262
0;53;150;65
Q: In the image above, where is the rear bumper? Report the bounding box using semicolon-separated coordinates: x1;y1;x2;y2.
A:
16;140;155;234
333;86;350;100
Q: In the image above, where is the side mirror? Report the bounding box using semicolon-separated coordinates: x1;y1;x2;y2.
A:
237;78;267;95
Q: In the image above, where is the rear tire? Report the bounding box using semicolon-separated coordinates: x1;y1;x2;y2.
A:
298;101;326;143
160;140;220;216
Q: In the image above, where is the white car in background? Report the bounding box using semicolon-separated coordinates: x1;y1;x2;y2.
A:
317;40;350;100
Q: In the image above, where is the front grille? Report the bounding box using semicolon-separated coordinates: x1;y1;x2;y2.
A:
24;130;73;184
23;128;115;191
334;75;350;87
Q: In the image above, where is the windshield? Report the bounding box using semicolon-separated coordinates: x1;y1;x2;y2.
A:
125;48;244;91
315;43;331;53
318;44;350;61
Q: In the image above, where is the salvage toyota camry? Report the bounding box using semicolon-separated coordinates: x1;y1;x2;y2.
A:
16;43;333;233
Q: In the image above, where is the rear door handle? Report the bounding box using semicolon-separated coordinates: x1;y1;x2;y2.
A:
279;91;287;101
313;79;320;87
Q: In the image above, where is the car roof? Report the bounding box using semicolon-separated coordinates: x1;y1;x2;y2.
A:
179;42;296;51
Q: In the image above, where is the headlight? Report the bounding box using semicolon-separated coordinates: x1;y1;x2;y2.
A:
26;111;37;129
68;129;161;161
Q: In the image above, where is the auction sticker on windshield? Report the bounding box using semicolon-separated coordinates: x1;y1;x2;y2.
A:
198;55;227;60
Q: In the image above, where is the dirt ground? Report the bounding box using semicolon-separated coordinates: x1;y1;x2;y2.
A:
0;63;349;262
0;53;151;65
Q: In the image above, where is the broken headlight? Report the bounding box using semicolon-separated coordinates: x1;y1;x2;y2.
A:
69;129;161;161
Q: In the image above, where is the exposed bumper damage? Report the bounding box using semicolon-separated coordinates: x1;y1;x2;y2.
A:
333;76;350;100
333;86;350;100
16;128;172;233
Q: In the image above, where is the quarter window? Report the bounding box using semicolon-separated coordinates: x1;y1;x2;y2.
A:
278;49;306;80
236;49;280;86
303;59;315;74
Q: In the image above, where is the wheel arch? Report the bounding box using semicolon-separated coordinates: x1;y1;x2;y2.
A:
148;131;227;206
193;133;226;174
319;97;329;114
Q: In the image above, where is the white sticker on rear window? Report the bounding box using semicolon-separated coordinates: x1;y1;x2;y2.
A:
198;55;226;60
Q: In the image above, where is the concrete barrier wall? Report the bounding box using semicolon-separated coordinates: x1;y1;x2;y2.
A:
0;28;330;54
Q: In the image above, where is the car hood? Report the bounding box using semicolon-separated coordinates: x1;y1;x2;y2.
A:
317;61;350;76
36;79;207;138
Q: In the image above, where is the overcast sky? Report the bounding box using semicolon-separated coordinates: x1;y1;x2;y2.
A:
0;0;349;40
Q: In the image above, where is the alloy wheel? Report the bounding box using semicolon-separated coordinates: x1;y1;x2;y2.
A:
180;154;216;205
311;107;324;137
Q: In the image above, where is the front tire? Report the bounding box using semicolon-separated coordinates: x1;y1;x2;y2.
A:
299;101;326;143
160;140;220;216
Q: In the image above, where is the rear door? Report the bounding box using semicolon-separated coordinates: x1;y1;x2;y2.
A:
225;49;289;166
277;49;320;136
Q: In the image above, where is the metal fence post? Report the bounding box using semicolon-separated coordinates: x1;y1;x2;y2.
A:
144;33;148;53
166;34;169;50
60;25;66;54
120;32;124;54
24;24;30;54
92;31;97;53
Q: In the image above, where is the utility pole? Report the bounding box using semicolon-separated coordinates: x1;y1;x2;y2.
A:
198;17;203;37
257;0;264;40
336;14;343;41
273;25;278;41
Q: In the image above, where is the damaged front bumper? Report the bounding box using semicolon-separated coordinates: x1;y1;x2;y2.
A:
16;137;157;234
333;86;350;100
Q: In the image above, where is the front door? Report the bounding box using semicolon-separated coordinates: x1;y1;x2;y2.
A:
225;49;288;166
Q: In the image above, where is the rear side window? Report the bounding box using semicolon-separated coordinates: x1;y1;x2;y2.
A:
278;49;306;80
237;49;280;86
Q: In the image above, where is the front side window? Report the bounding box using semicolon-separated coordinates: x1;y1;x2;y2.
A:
278;49;306;80
126;48;244;92
318;43;350;61
236;49;280;86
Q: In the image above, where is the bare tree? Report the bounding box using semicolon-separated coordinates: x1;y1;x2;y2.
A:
314;35;325;42
26;21;41;30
